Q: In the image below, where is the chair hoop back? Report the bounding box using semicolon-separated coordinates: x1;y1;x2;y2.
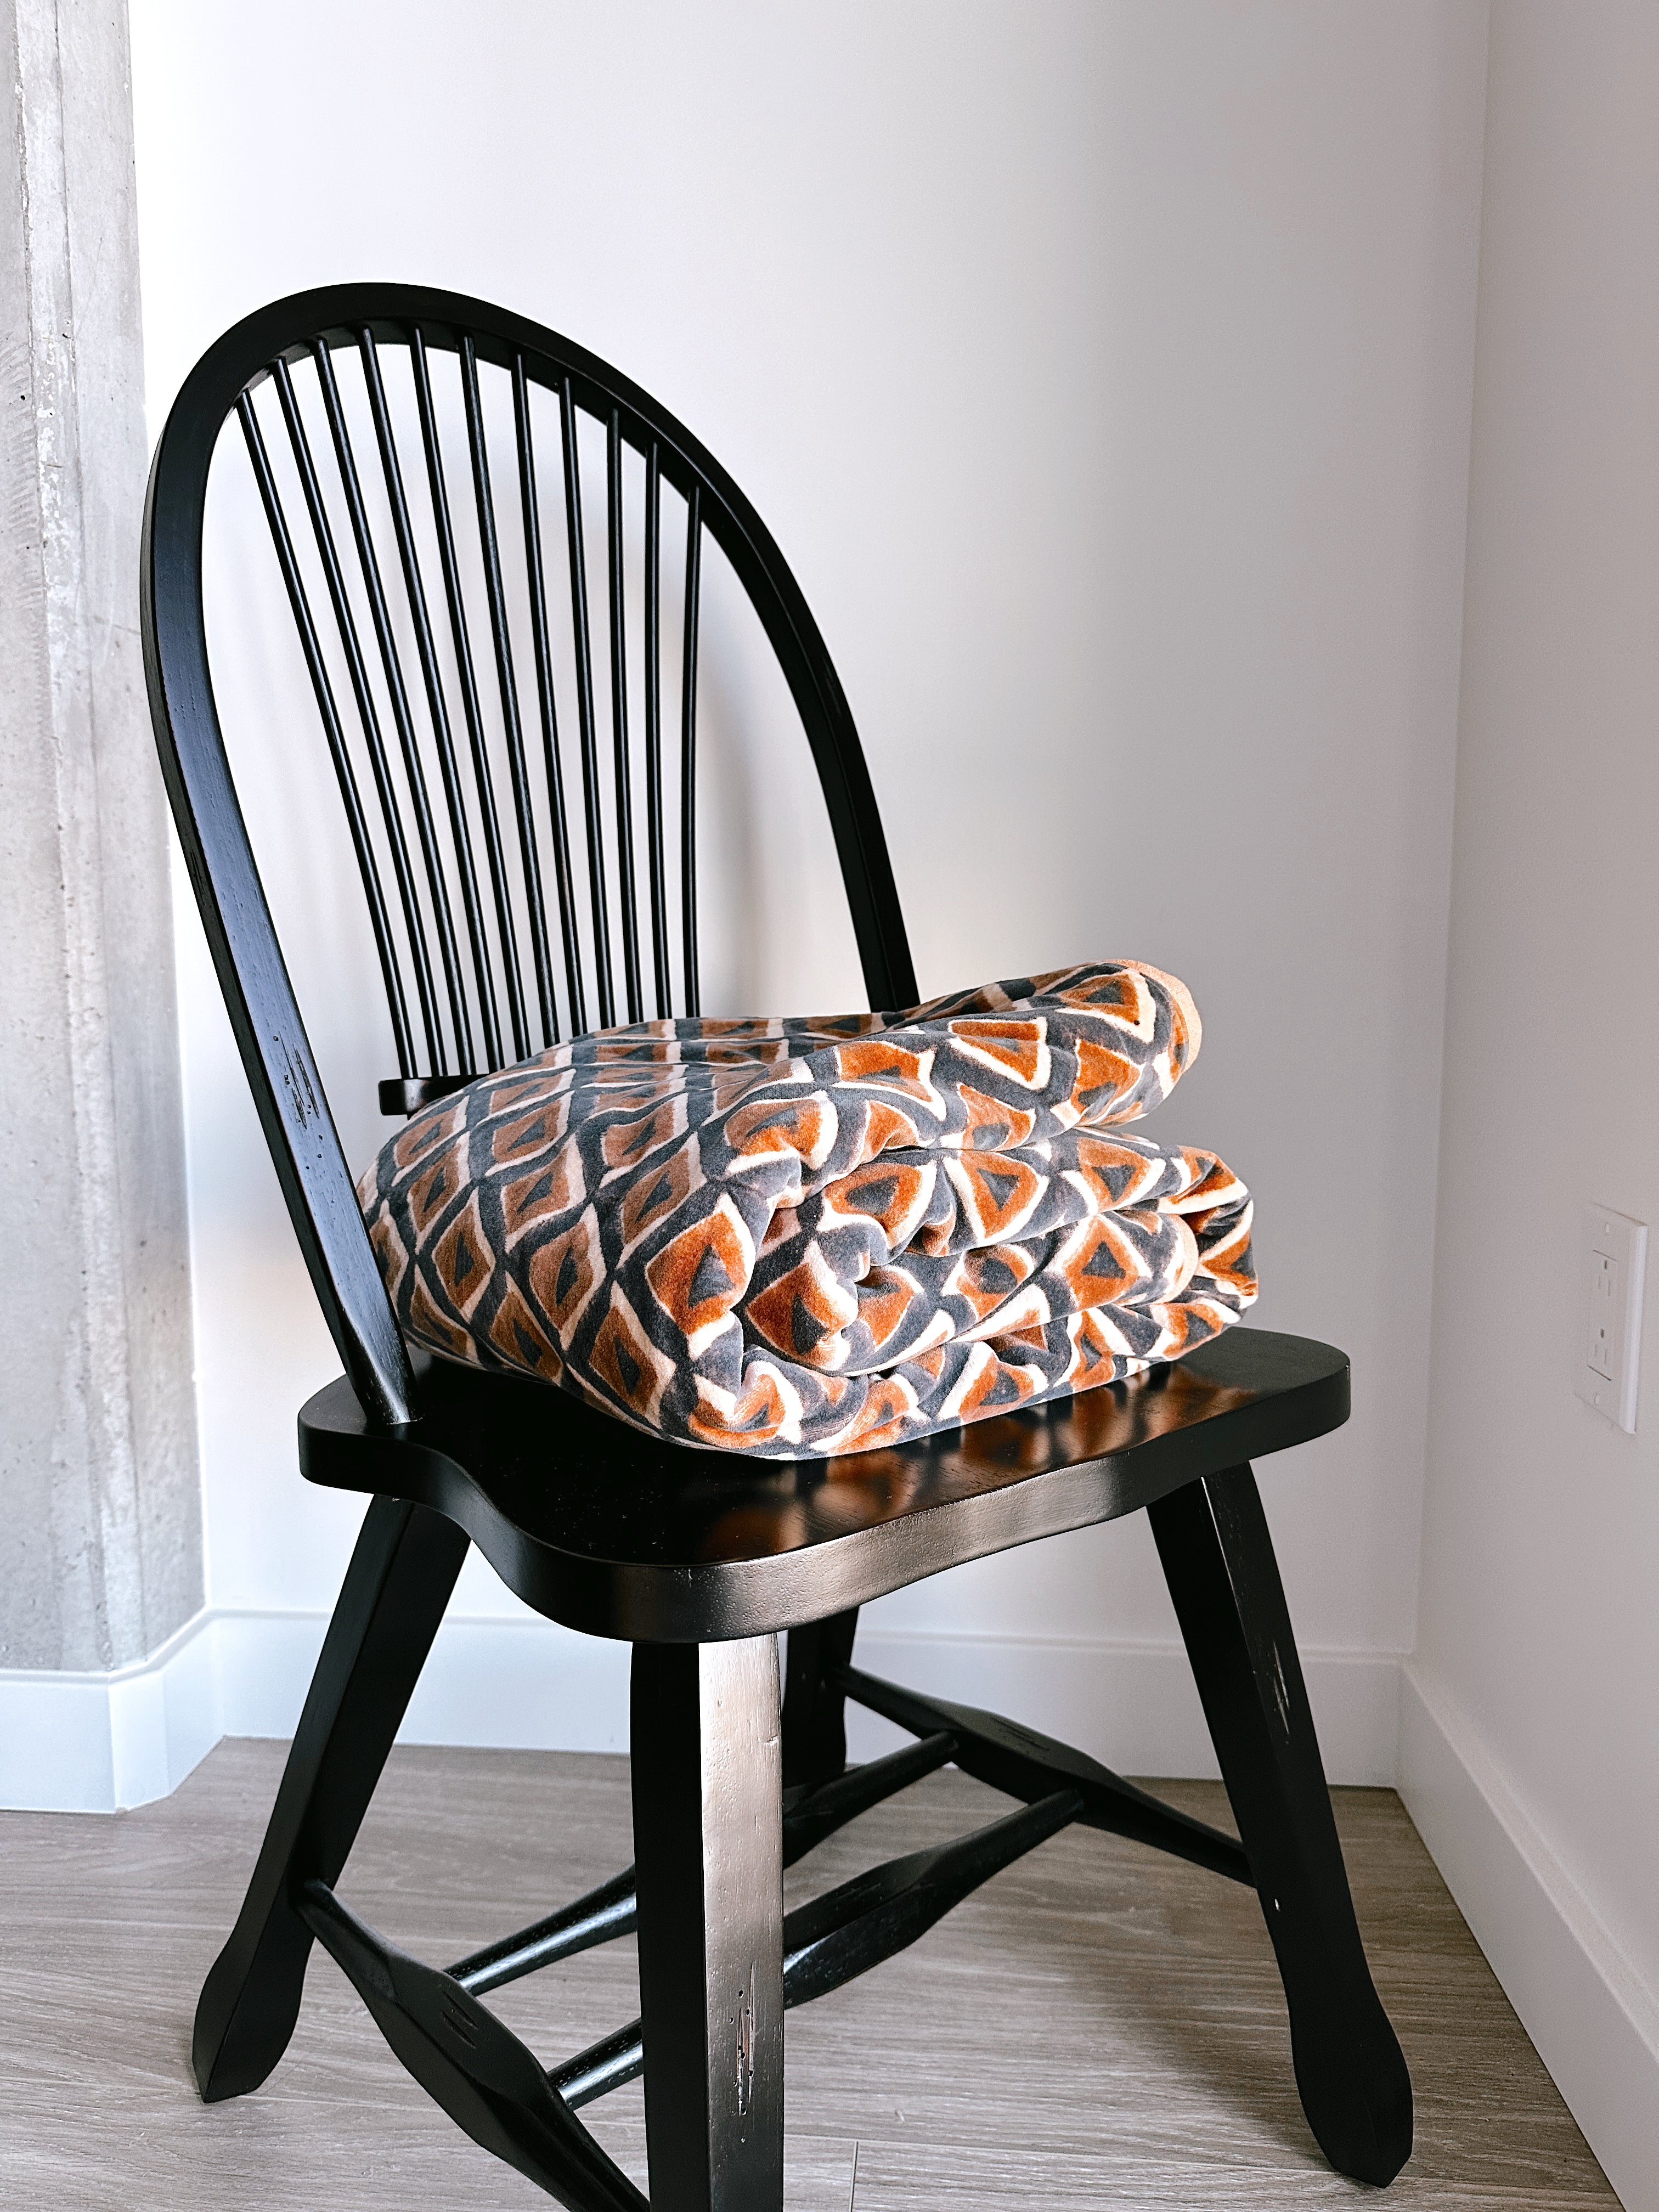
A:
140;284;915;1426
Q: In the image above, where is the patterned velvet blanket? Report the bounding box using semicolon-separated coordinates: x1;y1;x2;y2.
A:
358;962;1256;1458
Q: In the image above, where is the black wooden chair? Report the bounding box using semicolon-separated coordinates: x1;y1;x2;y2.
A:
140;285;1412;2210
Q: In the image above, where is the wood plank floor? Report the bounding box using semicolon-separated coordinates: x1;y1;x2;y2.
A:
0;1740;1620;2209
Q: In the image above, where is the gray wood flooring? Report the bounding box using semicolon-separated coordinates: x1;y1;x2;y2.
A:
0;1740;1620;2209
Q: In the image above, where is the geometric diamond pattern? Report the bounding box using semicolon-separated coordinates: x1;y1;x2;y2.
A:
356;960;1256;1458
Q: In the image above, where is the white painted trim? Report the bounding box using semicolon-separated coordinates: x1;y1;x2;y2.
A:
1399;1663;1659;2212
0;1611;1400;1812
213;1609;635;1756
0;1607;637;1812
844;1629;1403;1786
0;1606;224;1812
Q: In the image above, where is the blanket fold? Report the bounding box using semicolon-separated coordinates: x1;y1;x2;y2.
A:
358;961;1256;1458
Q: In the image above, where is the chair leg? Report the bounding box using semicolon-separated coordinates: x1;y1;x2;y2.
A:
632;1637;785;2212
1148;1464;1413;2186
192;1495;469;2103
781;1607;859;1791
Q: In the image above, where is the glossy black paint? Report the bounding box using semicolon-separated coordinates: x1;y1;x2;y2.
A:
631;1640;785;2212
550;1784;1084;2112
450;1730;958;2004
836;1667;1252;1886
780;1785;1081;2009
450;1866;639;1997
300;1879;645;2212
191;1497;468;2102
297;1325;1351;1641
1150;1465;1414;2186
781;1609;861;1791
780;1731;957;1866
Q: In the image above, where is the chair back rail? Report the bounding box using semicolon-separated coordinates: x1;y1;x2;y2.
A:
141;284;916;1429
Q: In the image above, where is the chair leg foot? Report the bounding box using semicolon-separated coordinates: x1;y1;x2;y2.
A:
193;1496;469;2103
781;1608;859;1791
633;1637;785;2212
1149;1464;1413;2187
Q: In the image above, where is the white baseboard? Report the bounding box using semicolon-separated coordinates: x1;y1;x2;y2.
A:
0;1609;637;1812
0;1608;225;1813
844;1628;1403;1785
1399;1663;1659;2212
210;1608;637;1756
0;1609;1400;1813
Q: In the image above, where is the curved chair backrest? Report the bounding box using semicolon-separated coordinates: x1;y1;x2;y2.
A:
142;284;916;1430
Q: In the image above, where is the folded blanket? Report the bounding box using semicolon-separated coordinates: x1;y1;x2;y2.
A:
357;961;1256;1458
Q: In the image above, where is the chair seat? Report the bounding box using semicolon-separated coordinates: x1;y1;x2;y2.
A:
300;1325;1347;1640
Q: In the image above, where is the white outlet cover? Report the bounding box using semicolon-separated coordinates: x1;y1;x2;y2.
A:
1574;1203;1647;1434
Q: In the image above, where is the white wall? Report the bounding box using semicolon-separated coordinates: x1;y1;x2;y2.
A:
127;2;1488;1780
1405;7;1659;2203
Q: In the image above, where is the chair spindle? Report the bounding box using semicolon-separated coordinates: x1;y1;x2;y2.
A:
359;329;498;1073
606;409;643;1025
680;482;703;1015
513;353;584;1040
309;338;469;1074
269;358;447;1073
409;326;524;1068
236;390;415;1075
558;375;615;1030
459;334;558;1054
642;443;670;1019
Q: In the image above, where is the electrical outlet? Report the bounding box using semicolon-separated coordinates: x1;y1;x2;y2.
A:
1574;1204;1647;1433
